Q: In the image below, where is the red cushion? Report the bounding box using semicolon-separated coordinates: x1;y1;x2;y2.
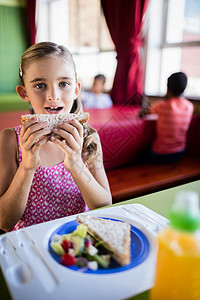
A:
87;106;156;170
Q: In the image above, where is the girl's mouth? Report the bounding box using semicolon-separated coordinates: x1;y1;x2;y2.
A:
45;107;64;114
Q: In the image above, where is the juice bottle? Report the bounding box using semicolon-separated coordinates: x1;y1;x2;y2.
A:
150;191;200;300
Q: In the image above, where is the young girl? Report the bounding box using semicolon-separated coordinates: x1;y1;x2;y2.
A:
0;42;112;232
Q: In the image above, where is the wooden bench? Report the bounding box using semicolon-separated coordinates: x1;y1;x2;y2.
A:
106;156;200;203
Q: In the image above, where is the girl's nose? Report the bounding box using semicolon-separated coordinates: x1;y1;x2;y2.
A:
46;87;60;101
47;96;61;101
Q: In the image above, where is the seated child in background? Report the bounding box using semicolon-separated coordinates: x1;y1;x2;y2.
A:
82;74;113;109
0;42;112;232
139;72;194;163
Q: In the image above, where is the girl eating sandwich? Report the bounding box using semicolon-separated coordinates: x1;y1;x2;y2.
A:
0;42;112;231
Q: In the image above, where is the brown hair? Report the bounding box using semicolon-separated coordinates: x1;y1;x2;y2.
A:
19;41;99;164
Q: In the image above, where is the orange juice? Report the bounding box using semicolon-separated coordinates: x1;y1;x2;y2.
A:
150;227;200;300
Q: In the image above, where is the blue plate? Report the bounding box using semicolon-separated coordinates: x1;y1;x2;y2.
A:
48;217;150;274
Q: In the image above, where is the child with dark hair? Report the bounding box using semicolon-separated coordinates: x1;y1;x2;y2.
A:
82;74;113;109
140;72;194;163
167;72;188;97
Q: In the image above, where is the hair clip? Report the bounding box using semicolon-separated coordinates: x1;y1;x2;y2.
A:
19;66;23;77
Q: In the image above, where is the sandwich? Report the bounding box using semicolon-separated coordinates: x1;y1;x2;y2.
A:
76;215;131;266
21;112;90;130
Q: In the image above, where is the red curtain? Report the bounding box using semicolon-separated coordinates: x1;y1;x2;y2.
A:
27;0;37;45
101;0;149;105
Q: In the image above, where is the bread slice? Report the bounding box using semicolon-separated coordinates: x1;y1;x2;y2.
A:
76;215;131;266
21;112;90;130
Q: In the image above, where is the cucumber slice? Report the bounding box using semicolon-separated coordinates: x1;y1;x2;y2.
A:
70;236;84;256
50;241;65;255
93;254;110;268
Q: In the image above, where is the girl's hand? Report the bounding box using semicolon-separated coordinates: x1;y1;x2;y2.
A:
19;118;51;170
51;119;84;170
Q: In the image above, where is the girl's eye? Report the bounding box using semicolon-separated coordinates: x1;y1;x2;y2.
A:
59;82;69;87
35;83;46;89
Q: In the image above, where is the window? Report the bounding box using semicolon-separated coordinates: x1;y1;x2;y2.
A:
145;0;200;98
36;0;116;90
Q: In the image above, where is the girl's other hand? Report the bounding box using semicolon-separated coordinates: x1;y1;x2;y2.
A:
20;118;51;170
51;119;84;170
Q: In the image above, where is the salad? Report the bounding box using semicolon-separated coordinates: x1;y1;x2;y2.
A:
50;224;113;271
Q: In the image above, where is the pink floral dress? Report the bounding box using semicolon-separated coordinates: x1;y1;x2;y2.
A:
13;126;88;230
